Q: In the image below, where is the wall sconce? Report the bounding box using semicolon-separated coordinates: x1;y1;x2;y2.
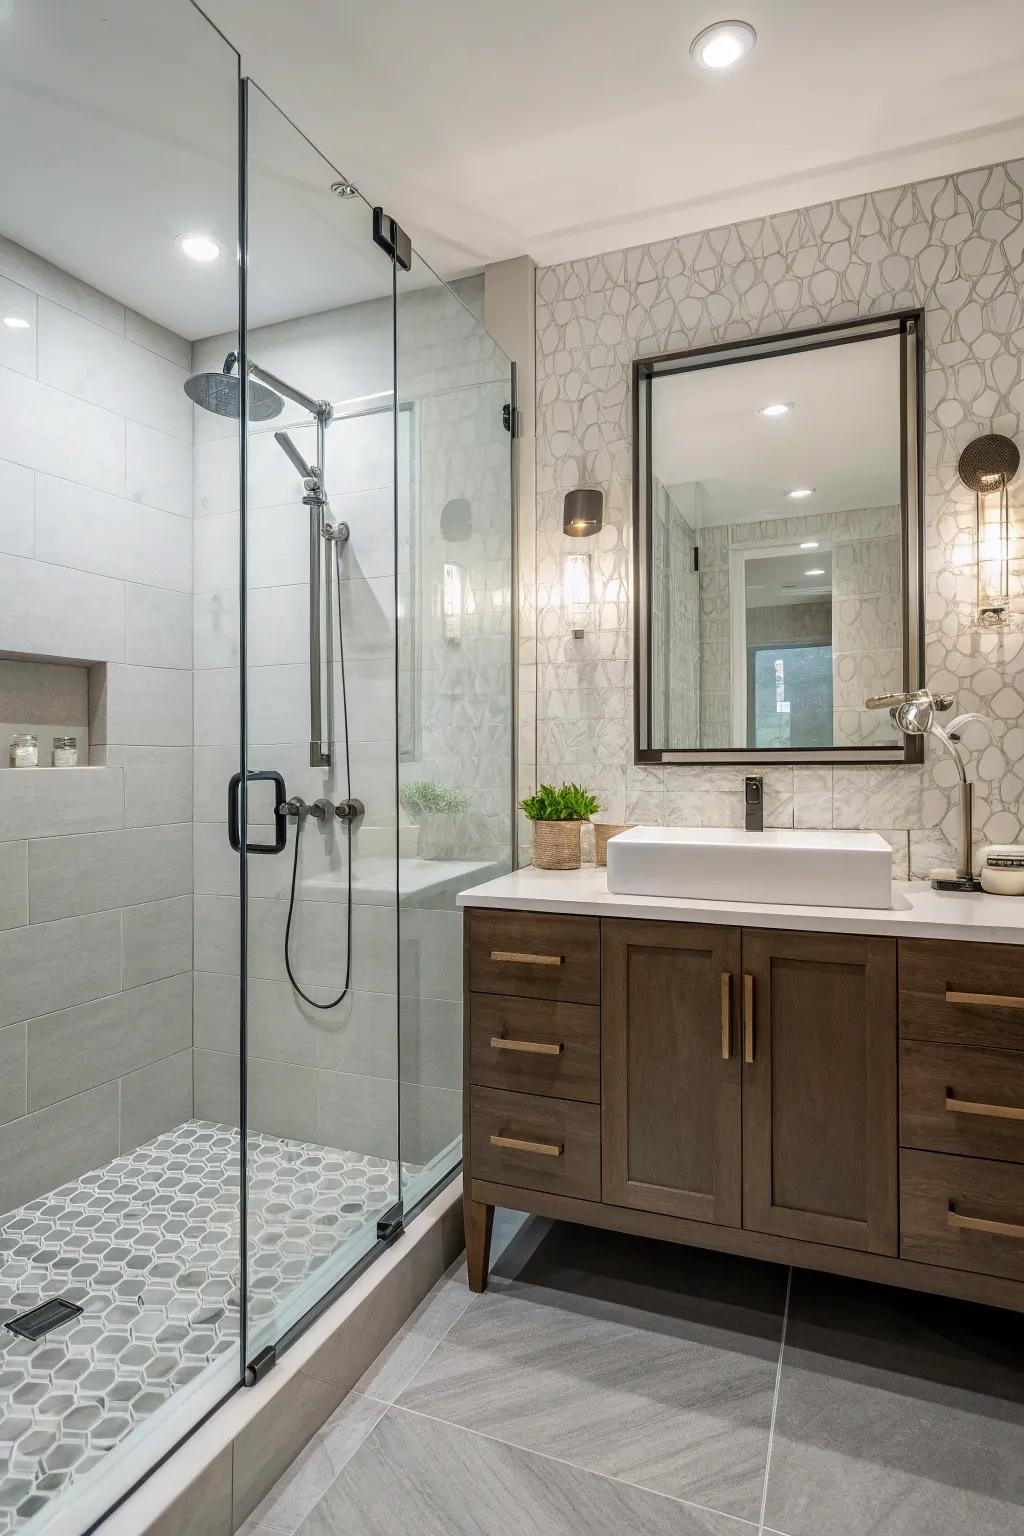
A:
563;487;604;537
959;433;1019;628
562;551;592;638
442;561;465;646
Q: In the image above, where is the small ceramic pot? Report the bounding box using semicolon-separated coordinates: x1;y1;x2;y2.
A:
594;822;636;867
531;820;583;870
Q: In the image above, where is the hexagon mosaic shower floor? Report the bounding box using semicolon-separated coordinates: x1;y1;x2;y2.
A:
0;1119;404;1534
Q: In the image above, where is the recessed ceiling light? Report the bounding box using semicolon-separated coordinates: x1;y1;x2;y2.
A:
176;233;221;264
759;402;791;417
800;540;819;549
690;19;757;71
804;568;825;577
2;316;30;329
787;487;814;499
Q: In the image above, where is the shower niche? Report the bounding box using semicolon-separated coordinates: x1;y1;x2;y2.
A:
0;655;94;768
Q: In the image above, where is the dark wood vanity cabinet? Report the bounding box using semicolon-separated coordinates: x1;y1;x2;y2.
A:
464;910;1024;1311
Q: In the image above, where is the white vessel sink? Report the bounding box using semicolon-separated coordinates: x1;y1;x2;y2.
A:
606;826;893;909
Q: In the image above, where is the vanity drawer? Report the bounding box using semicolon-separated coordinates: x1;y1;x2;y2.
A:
470;993;600;1102
901;1149;1024;1284
899;939;1024;1052
901;1041;1024;1164
469;1086;601;1200
469;910;600;1004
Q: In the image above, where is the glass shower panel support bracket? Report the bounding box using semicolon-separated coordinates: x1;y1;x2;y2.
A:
376;1205;405;1245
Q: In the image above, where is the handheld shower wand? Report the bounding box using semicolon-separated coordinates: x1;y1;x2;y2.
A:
864;689;981;892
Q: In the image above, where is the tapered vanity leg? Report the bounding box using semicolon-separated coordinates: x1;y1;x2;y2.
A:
465;1198;494;1293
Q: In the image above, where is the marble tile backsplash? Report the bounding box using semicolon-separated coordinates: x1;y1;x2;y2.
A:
530;159;1024;872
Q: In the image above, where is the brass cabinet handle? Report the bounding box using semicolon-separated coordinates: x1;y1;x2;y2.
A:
490;950;563;967
946;989;1024;1010
945;1094;1024;1122
490;1036;564;1056
743;973;755;1064
721;973;731;1060
489;1133;563;1158
948;1207;1024;1241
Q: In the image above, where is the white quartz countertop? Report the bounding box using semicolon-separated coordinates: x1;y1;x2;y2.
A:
456;865;1024;944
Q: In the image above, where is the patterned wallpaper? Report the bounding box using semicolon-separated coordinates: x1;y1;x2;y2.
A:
530;159;1024;878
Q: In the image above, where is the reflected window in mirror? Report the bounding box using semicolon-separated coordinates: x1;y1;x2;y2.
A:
634;313;923;764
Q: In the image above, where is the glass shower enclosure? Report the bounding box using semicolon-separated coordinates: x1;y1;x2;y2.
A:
0;6;514;1533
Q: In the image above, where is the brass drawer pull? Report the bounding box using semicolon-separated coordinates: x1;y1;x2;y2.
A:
948;1207;1024;1242
743;973;755;1064
490;1036;564;1056
490;949;564;967
489;1133;563;1158
945;1094;1024;1122
721;972;731;1060
946;988;1024;1010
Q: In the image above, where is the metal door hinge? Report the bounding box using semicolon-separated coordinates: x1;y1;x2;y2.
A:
372;208;412;272
693;547;700;573
245;1345;277;1385
502;403;520;437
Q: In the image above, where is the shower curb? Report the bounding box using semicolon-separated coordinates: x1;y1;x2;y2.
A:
96;1178;465;1536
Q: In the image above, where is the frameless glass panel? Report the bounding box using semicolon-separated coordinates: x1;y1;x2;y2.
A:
234;84;400;1356
0;4;240;1533
394;254;515;1211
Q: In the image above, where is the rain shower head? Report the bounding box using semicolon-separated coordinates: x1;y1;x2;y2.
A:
183;352;284;422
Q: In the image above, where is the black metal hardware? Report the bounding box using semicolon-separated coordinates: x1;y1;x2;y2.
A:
228;770;288;854
502;403;520;437
244;1344;277;1385
6;1297;83;1340
376;1206;405;1245
744;776;764;833
372;207;412;271
693;547;700;573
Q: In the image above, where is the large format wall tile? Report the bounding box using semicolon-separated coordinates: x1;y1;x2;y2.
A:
0;234;125;334
35;475;192;591
0;456;33;558
0;842;28;929
121;745;193;828
0;766;123;842
123;894;193;988
28;823;191;921
27;972;192;1109
0;1080;119;1214
0;366;124;494
0;909;121;1028
119;1048;194;1156
0;1022;26;1127
125;420;193;520
126;583;193;669
93;662;193;746
0;552;125;663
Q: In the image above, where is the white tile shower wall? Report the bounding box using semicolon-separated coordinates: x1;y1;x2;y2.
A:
531;160;1024;877
0;237;195;1212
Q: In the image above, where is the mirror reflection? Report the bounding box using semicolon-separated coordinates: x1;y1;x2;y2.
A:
645;326;912;756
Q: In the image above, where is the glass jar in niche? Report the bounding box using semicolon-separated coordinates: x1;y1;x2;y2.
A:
10;732;38;767
52;735;78;767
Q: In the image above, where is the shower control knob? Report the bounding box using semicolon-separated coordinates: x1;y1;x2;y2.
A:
335;798;364;823
310;798;334;821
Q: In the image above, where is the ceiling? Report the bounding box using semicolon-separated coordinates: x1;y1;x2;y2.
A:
1;1;1023;340
203;0;1024;275
652;334;903;522
744;549;834;609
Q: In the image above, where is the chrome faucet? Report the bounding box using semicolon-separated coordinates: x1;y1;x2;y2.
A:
744;775;764;833
864;689;981;892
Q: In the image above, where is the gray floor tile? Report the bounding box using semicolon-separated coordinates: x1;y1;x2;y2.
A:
243;1393;386;1534
295;1405;753;1536
763;1270;1024;1536
395;1222;787;1521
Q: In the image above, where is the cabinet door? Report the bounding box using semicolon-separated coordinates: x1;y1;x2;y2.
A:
602;919;741;1225
741;929;898;1254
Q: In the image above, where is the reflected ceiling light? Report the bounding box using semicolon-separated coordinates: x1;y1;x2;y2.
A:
176;233;221;263
690;20;757;70
787;487;814;498
2;316;29;329
330;180;359;199
799;540;819;549
804;567;825;576
758;401;791;417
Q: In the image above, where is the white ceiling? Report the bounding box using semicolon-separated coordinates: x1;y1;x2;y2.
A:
744;549;834;609
204;0;1024;274
2;1;1023;340
652;334;903;521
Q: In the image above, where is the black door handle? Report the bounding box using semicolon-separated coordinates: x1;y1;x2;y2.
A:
228;771;288;854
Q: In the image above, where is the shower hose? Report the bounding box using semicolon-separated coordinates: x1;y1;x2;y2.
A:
284;531;353;1009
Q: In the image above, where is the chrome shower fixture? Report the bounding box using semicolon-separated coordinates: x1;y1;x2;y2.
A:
865;688;981;892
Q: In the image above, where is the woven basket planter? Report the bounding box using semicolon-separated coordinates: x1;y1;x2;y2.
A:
594;823;636;867
531;820;583;870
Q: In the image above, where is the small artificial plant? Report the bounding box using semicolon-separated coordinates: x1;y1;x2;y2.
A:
399;779;471;819
519;782;600;823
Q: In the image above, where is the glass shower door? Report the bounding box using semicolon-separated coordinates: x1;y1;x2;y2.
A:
231;84;402;1355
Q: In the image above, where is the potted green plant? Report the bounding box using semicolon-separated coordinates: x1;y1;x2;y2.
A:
520;782;600;870
399;779;472;860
